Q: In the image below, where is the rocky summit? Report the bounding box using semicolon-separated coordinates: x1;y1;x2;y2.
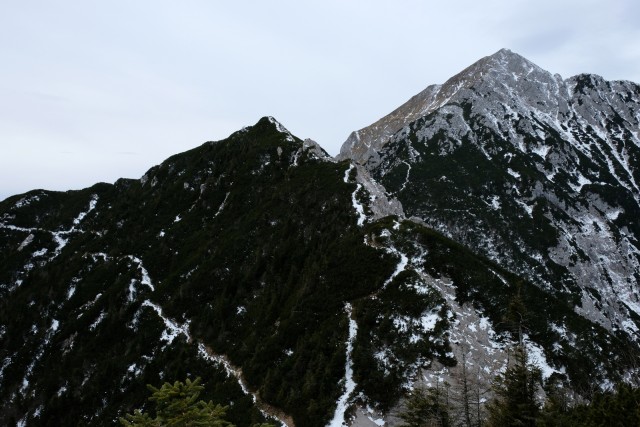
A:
1;50;639;427
342;48;640;344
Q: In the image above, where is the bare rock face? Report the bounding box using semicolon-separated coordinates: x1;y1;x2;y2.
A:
340;48;640;342
337;84;443;166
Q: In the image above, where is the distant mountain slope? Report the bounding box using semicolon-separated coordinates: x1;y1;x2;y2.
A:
340;49;640;344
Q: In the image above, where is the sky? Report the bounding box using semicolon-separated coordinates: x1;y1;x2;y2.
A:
1;1;639;201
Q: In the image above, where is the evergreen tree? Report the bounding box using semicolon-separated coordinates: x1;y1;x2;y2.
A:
399;383;451;427
120;377;235;427
536;376;572;426
486;345;541;427
504;283;528;344
486;289;541;426
577;383;640;427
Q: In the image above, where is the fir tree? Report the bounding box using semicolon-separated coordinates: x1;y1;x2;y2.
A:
486;289;541;427
120;377;234;427
399;383;451;427
485;343;542;427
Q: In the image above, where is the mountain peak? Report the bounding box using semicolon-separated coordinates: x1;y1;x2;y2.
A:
491;47;522;61
445;48;546;89
339;49;563;165
241;116;296;143
488;48;543;74
264;116;290;133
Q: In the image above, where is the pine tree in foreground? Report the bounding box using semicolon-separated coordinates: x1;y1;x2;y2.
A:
119;377;234;427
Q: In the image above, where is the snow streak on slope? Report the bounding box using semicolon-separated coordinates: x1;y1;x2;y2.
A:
213;192;230;218
141;301;190;345
73;195;98;225
328;303;358;427
379;230;409;290
342;163;404;229
126;256;155;302
344;164;366;226
18;319;61;396
51;194;99;256
140;300;292;427
0;194;100;294
1;195;99;258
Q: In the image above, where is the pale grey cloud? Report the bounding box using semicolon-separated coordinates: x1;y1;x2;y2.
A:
1;0;638;200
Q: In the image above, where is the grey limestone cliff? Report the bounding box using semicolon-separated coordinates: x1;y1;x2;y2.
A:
340;48;640;342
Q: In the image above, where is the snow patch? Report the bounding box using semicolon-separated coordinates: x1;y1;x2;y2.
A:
367;414;385;426
125;256;155;302
507;168;521;179
407;279;433;295
127;363;142;377
525;336;562;379
381;245;409;289
0;357;12;382
621;319;639;335
194;343;291;426
398;160;412;193
73;195;98;225
14;194;41;209
32;248;48;257
214;192;230;219
52;233;69;254
605;209;622;221
569;173;592;192
531;145;550;159
488;195;501;210
89;312;107;331
515;199;534;217
90;252;111;262
17;234;34;251
420;311;440;332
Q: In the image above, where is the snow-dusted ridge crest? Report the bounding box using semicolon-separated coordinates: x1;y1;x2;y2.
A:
340;48;640;173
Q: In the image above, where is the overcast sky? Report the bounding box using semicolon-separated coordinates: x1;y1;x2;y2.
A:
1;1;639;201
